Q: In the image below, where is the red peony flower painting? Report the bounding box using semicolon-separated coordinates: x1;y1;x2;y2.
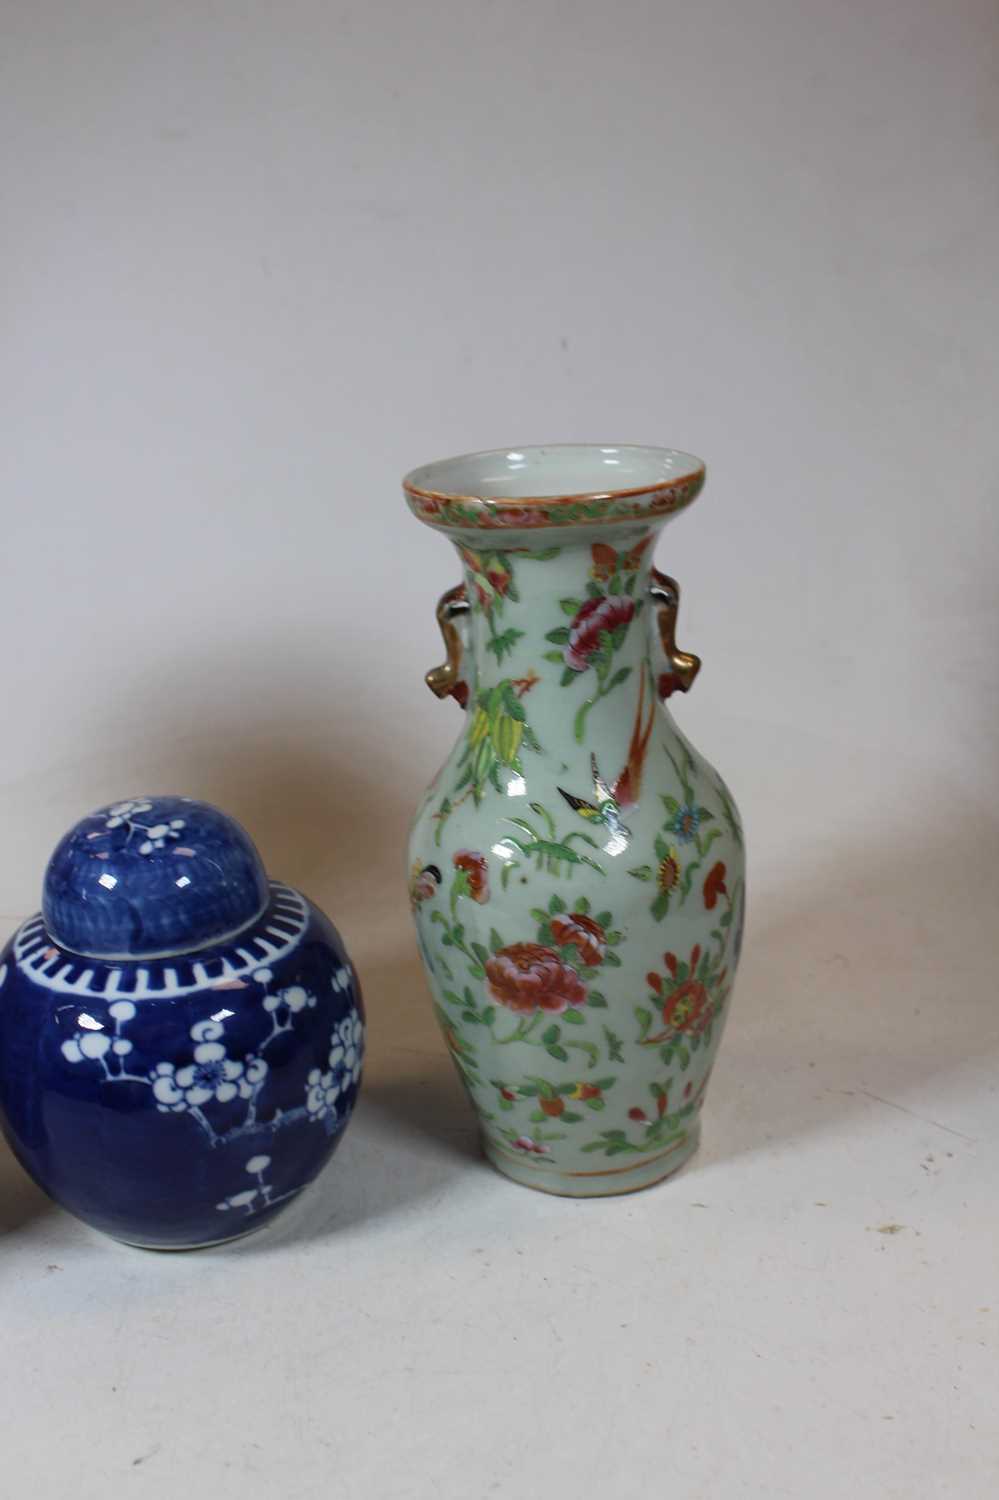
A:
485;942;587;1014
564;595;636;672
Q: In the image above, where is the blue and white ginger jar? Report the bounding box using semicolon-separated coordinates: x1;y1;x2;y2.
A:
0;797;364;1248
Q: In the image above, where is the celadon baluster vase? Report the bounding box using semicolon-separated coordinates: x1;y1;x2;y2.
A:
404;445;745;1197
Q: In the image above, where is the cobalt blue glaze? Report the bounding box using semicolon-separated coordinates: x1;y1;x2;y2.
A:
0;798;364;1249
43;797;269;958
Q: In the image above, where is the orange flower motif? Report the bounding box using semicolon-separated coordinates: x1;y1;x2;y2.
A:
703;861;728;910
549;911;607;967
486;563;512;596
453;850;489;904
657;848;681;895
571;1082;603;1101
661;949;711;1036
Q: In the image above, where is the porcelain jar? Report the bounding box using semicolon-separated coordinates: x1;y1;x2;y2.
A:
0;797;364;1247
405;445;745;1196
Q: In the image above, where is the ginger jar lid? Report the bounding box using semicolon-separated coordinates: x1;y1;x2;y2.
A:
42;797;270;959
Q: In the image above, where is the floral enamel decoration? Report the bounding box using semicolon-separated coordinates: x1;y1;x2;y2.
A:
404;444;745;1196
403;462;705;532
457;545;558;664
626;743;738;921
703;861;728;909
548;909;608;966
543;541;649;743
427;878;625;1074
485;942;587;1015
453;849;490;902
462;676;542;798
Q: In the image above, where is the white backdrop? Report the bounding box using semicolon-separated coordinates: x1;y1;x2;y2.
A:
2;2;998;1497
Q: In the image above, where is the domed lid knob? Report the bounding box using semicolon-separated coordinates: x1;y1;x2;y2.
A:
42;797;270;959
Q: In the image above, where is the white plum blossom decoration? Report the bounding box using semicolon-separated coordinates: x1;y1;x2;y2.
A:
331;1012;364;1086
259;976;320;1046
103;799;152;828
56;960;363;1184
151;1042;267;1111
219;1188;258;1212
61;1001;143;1076
264;984;315;1016
330;965;353;994
138;819;186;855
305;1067;341;1123
216;1155;274;1215
305;1008;364;1127
95;799;186;855
62;1029;113;1064
107;1000;135;1055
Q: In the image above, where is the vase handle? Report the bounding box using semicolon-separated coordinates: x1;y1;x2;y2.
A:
650;568;701;698
426;583;471;707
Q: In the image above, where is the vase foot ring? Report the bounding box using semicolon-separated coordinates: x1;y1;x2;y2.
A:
481;1125;700;1198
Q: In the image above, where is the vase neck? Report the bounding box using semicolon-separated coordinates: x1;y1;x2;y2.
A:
456;531;658;693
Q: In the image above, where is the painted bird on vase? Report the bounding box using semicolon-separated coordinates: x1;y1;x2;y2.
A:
557;665;657;838
558;753;633;842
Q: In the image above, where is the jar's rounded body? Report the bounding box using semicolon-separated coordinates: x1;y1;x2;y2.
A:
405;447;744;1196
0;885;364;1247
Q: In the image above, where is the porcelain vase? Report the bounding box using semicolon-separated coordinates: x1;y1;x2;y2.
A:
404;445;745;1197
0;797;364;1247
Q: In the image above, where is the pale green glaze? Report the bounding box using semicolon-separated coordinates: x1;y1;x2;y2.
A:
405;446;745;1196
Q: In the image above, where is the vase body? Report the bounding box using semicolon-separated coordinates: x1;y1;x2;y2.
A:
0;797;364;1247
405;446;745;1196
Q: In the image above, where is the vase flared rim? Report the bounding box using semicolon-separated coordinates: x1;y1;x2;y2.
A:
403;444;705;533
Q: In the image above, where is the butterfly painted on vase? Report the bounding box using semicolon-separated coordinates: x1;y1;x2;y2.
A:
590;536;652;583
